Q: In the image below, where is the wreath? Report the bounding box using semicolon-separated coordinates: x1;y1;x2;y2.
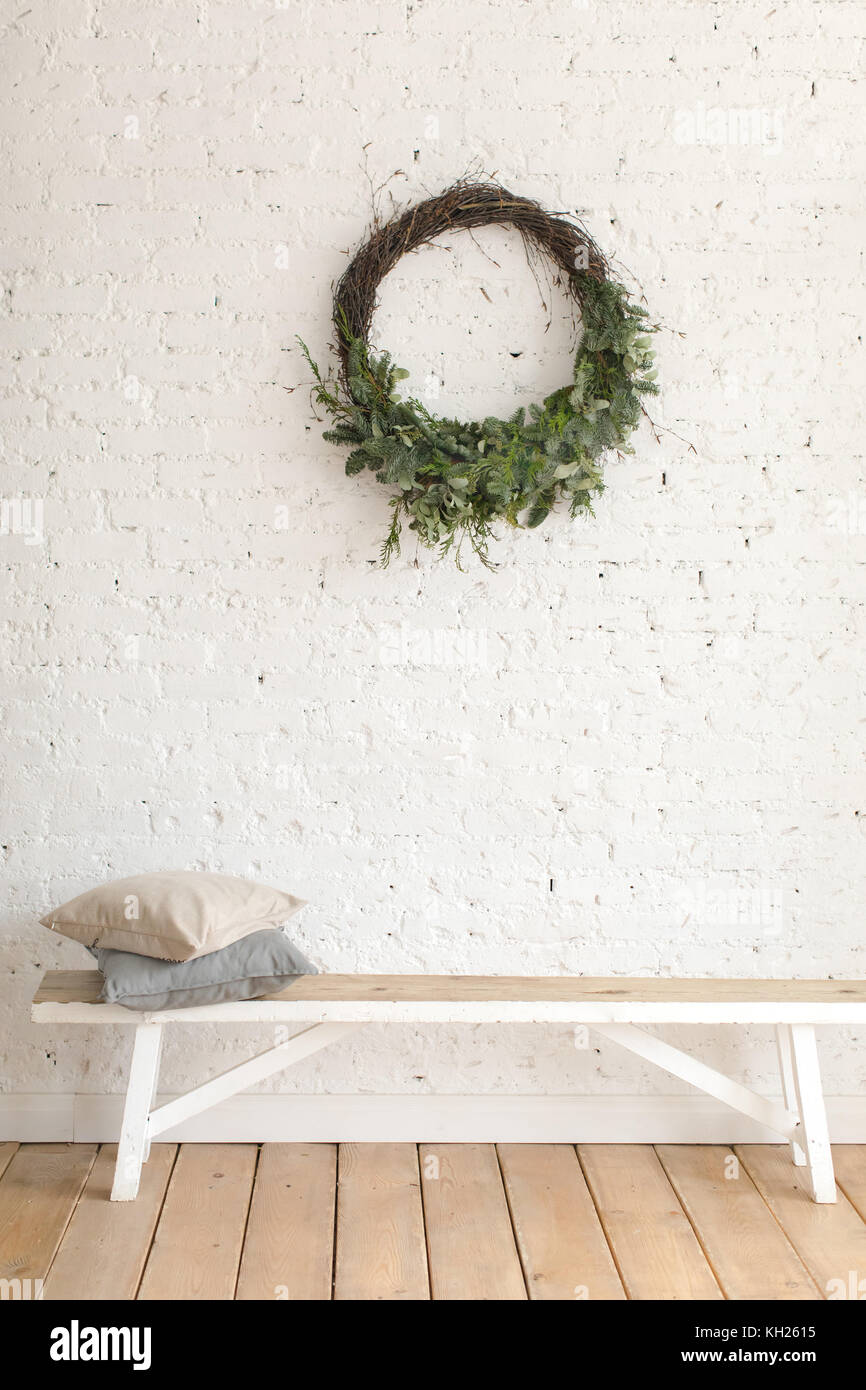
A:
301;181;659;568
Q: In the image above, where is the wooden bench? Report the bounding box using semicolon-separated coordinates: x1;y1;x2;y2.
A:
33;970;866;1204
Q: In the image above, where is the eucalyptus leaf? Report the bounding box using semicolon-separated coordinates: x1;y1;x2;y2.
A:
526;501;550;528
304;266;659;568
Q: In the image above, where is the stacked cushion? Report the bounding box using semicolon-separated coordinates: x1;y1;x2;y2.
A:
40;870;305;961
91;928;317;1011
41;870;317;1010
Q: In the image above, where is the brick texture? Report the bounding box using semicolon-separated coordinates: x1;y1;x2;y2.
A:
1;0;865;1100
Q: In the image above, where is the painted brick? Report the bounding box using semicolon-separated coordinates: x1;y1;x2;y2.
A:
1;0;864;1104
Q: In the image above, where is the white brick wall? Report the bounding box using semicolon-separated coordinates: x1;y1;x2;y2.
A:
2;0;865;1108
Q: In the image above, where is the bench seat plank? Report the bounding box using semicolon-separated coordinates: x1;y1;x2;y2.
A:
32;971;866;1028
33;970;866;1007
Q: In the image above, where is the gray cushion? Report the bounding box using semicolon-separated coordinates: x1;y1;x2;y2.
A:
93;927;318;1011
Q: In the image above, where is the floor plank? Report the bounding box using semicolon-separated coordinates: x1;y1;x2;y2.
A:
579;1144;722;1301
420;1143;526;1301
236;1144;336;1301
0;1143;97;1286
831;1146;866;1225
137;1144;257;1300
656;1144;820;1300
0;1144;19;1182
7;1141;864;1303
334;1143;428;1301
498;1143;624;1300
43;1145;176;1300
736;1144;866;1298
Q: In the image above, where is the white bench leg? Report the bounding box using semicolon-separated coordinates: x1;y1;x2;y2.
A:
141;1025;163;1163
111;1021;163;1202
788;1023;836;1204
775;1024;806;1165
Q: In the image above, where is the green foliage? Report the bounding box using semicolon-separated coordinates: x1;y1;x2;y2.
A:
300;273;659;568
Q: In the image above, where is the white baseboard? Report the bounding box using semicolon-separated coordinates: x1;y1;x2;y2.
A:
0;1094;76;1141
2;1092;866;1144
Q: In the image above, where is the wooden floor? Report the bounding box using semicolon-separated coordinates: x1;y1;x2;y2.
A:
2;1141;866;1300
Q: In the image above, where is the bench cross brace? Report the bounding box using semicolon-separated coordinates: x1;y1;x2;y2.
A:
111;1021;358;1200
592;1021;835;1202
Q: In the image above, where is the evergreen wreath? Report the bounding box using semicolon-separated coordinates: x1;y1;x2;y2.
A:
300;180;659;568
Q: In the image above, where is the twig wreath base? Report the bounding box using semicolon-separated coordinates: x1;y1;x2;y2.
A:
301;181;659;568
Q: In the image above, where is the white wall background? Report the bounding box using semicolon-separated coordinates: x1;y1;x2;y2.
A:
2;0;865;1118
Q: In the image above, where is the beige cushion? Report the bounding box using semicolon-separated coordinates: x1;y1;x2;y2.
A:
40;871;306;962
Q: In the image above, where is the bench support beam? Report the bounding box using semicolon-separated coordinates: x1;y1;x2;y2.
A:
148;1023;359;1140
593;1021;835;1203
592;1023;798;1140
111;1022;358;1201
